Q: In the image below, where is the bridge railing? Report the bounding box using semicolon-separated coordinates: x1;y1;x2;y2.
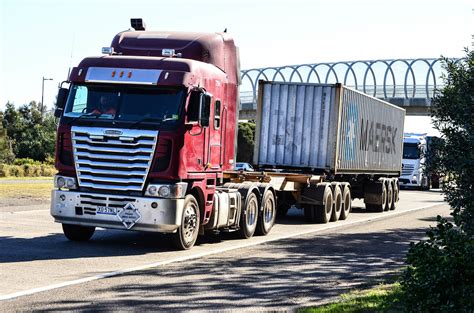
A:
239;58;458;108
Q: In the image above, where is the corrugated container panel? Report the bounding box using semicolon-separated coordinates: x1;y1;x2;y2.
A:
336;87;405;174
255;81;338;169
254;81;405;175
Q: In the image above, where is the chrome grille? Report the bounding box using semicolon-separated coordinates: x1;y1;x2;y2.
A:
78;194;137;215
401;164;414;176
72;126;158;192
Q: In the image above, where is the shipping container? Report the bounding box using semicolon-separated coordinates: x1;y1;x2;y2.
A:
254;81;405;175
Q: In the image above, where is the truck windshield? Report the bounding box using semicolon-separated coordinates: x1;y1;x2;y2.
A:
403;143;420;159
63;84;185;123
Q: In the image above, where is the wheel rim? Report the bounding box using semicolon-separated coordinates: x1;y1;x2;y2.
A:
386;188;392;210
246;197;258;227
344;193;351;213
263;195;275;225
183;204;198;244
336;194;342;214
325;191;333;217
382;188;387;207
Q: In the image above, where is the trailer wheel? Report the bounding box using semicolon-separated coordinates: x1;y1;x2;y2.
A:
238;192;259;239
62;224;95;241
330;185;342;222
366;183;386;212
315;186;333;223
340;186;351;220
391;180;399;210
256;190;276;236
304;204;315;223
385;182;393;211
171;194;200;250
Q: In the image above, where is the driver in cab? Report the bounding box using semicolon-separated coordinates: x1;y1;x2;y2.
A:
92;95;117;116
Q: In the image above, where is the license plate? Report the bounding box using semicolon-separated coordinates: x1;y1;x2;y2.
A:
96;206;119;215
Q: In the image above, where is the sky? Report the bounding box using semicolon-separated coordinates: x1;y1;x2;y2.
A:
0;0;472;135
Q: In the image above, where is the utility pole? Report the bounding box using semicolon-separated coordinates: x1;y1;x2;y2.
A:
41;77;53;117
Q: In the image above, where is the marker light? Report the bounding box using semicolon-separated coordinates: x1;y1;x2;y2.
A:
102;47;114;55
145;183;188;198
162;49;176;57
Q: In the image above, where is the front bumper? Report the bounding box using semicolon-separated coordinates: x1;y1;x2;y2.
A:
399;176;421;187
51;189;184;233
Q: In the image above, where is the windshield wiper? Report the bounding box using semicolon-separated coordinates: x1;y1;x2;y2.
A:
66;112;105;125
128;116;163;129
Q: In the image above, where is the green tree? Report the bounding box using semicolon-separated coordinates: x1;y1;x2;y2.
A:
401;50;474;312
0;111;15;163
1;101;56;162
237;121;255;163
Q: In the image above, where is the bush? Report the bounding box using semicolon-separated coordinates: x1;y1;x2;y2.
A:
23;164;42;177
9;165;24;177
41;164;56;176
0;163;55;177
0;163;11;177
14;158;42;166
400;50;474;312
402;217;474;312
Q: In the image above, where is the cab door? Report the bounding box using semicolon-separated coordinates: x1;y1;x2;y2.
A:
208;98;223;170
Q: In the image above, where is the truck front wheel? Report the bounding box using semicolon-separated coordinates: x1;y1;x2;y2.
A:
172;194;200;250
62;224;95;241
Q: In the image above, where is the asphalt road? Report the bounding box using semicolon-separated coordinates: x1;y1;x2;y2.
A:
1;189;448;311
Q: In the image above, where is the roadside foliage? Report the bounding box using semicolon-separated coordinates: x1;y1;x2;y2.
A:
401;49;474;312
0;101;56;177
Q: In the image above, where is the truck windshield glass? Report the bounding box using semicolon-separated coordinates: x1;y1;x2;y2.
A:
63;84;185;123
403;143;420;159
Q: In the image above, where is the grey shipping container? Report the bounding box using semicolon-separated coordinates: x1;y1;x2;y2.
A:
254;81;405;175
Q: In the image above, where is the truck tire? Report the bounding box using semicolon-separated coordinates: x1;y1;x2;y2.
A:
390;180;398;210
330;185;342;222
171;194;200;250
304;204;315;223
385;182;393;211
276;191;293;218
315;186;333;223
238;192;259;239
340;185;351;220
256;190;276;236
366;183;386;213
62;224;95;241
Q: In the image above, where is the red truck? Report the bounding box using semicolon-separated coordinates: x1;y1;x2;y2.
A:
52;19;405;250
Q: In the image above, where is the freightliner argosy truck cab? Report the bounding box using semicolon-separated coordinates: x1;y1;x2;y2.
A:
52;19;253;250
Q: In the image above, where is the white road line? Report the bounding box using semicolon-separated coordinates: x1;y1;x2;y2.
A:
0;202;446;301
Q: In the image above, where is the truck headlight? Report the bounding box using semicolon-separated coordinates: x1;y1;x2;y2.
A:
145;182;188;198
54;175;77;189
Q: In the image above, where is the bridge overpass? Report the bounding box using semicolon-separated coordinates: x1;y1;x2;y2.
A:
239;58;454;119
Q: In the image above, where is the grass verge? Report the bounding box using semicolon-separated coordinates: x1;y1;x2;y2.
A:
299;282;403;313
0;176;54;181
0;180;53;201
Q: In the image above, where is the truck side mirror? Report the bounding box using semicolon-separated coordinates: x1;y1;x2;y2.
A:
54;88;69;118
199;93;211;128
